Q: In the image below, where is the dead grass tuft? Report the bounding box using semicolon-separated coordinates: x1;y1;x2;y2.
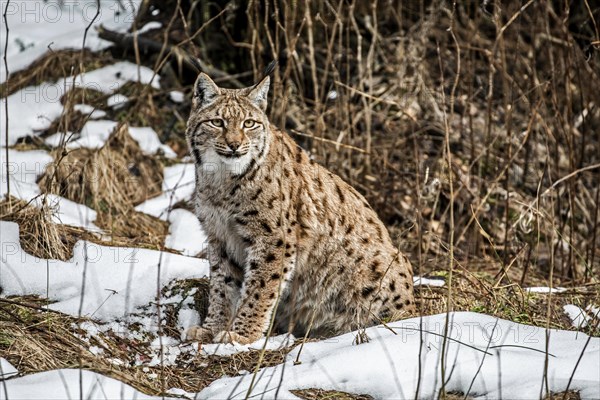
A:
545;392;582;400
0;197;80;260
0;49;113;98
39;123;168;248
40;123;163;206
174;346;290;393
291;388;374;400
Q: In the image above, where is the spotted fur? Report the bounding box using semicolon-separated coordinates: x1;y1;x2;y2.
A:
185;73;415;345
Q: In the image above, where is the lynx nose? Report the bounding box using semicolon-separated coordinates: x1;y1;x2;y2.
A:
227;141;241;152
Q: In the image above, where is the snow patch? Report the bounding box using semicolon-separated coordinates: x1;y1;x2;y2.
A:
564;304;590;328
0;221;209;321
129;126;177;158
45;120;175;157
200;312;600;399
413;276;445;287
31;194;99;232
525;286;567;293
0;358;18;379
178;308;201;334
136;163;195;219
202;334;296;357
0;148;53;200
0;369;172;400
165;209;207;256
169;90;185;103
73;103;106;119
0;148;100;231
0;0;142;82
138;21;163;34
1;61;159;146
587;305;600;320
106;93;129;109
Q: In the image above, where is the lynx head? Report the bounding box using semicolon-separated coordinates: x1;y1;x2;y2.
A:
186;73;271;174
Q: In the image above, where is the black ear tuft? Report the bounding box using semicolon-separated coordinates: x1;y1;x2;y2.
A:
263;60;278;77
194;73;220;106
244;61;276;111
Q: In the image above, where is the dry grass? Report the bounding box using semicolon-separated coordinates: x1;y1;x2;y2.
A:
0;297;289;396
0;298;174;395
0;197;79;260
174;346;289;393
416;270;600;336
545;392;581;400
0;49;113;97
38;123;168;248
292;388;374;400
40;123;163;206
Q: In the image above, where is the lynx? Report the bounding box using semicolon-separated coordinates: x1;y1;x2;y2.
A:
185;72;415;345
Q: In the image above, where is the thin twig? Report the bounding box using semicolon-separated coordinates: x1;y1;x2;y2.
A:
3;0;11;197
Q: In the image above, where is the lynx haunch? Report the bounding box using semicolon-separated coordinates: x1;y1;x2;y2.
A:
185;72;415;345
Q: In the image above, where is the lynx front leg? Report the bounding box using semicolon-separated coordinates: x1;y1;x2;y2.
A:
213;238;293;345
186;243;241;342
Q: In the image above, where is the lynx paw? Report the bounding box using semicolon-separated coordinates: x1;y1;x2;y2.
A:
185;326;213;342
213;331;253;345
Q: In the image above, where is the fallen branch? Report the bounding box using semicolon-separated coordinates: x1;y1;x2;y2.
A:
0;297;74;317
96;25;244;87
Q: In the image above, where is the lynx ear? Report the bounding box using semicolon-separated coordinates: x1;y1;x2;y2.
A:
194;73;220;106
247;76;270;111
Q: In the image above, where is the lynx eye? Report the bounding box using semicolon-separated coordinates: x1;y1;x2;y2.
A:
243;119;256;128
210;119;224;127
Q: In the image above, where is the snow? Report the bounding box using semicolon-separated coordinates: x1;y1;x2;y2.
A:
0;221;209;320
0;0;142;82
202;334;295;357
128;126;177;158
135;163;195;219
67;61;160;92
45;120;176;157
137;21;163;34
200;312;600;399
0;148;53;200
564;304;600;329
31;194;99;232
0;86;63;145
169;90;185;103
0;358;18;379
45;119;115;149
588;304;600;320
1;61;159;146
73;103;107;119
178;308;201;335
0;369;172;400
564;304;591;328
147;337;185;367
525;286;567;293
106;93;129;108
165;209;207;256
413;276;445;287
